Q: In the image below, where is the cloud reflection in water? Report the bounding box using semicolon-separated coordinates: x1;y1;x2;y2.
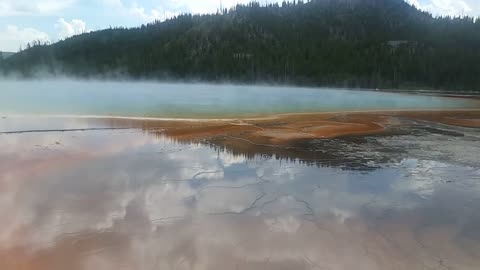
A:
0;117;480;270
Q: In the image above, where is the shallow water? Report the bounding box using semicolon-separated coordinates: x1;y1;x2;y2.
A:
0;80;477;118
1;117;479;270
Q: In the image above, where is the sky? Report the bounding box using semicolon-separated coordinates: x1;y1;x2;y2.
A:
0;0;479;52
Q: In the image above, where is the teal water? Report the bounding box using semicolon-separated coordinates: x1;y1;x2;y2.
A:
0;80;476;118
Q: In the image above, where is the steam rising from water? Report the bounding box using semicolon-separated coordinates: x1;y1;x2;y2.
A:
0;79;476;119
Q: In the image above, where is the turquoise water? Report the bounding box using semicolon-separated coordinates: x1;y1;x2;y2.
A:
0;80;476;118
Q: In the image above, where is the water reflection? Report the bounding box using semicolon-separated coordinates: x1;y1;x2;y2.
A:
0;118;480;270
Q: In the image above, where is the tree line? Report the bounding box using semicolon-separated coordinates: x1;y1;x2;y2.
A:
2;0;480;91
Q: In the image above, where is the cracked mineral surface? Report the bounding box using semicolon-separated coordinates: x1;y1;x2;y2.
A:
1;112;480;270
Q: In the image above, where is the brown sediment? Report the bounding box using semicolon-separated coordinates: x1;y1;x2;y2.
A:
0;231;132;270
104;110;480;146
127;112;392;145
84;110;480;171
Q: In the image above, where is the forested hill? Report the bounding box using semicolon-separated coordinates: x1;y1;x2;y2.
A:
2;0;480;91
0;52;15;59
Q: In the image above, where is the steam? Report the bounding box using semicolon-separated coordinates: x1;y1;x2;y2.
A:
0;78;475;120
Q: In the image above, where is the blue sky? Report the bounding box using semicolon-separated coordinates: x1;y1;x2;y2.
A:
0;0;479;52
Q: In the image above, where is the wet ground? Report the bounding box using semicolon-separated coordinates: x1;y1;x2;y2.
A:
1;113;480;270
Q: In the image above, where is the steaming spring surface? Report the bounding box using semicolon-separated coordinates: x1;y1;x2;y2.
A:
0;80;477;118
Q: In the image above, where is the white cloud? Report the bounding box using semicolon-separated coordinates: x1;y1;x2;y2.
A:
407;0;477;17
0;0;74;16
102;0;284;23
103;0;178;22
55;18;89;39
172;0;283;14
0;25;50;52
0;19;89;51
129;2;162;22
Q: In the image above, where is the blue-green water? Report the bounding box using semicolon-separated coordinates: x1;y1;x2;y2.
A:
0;80;476;118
